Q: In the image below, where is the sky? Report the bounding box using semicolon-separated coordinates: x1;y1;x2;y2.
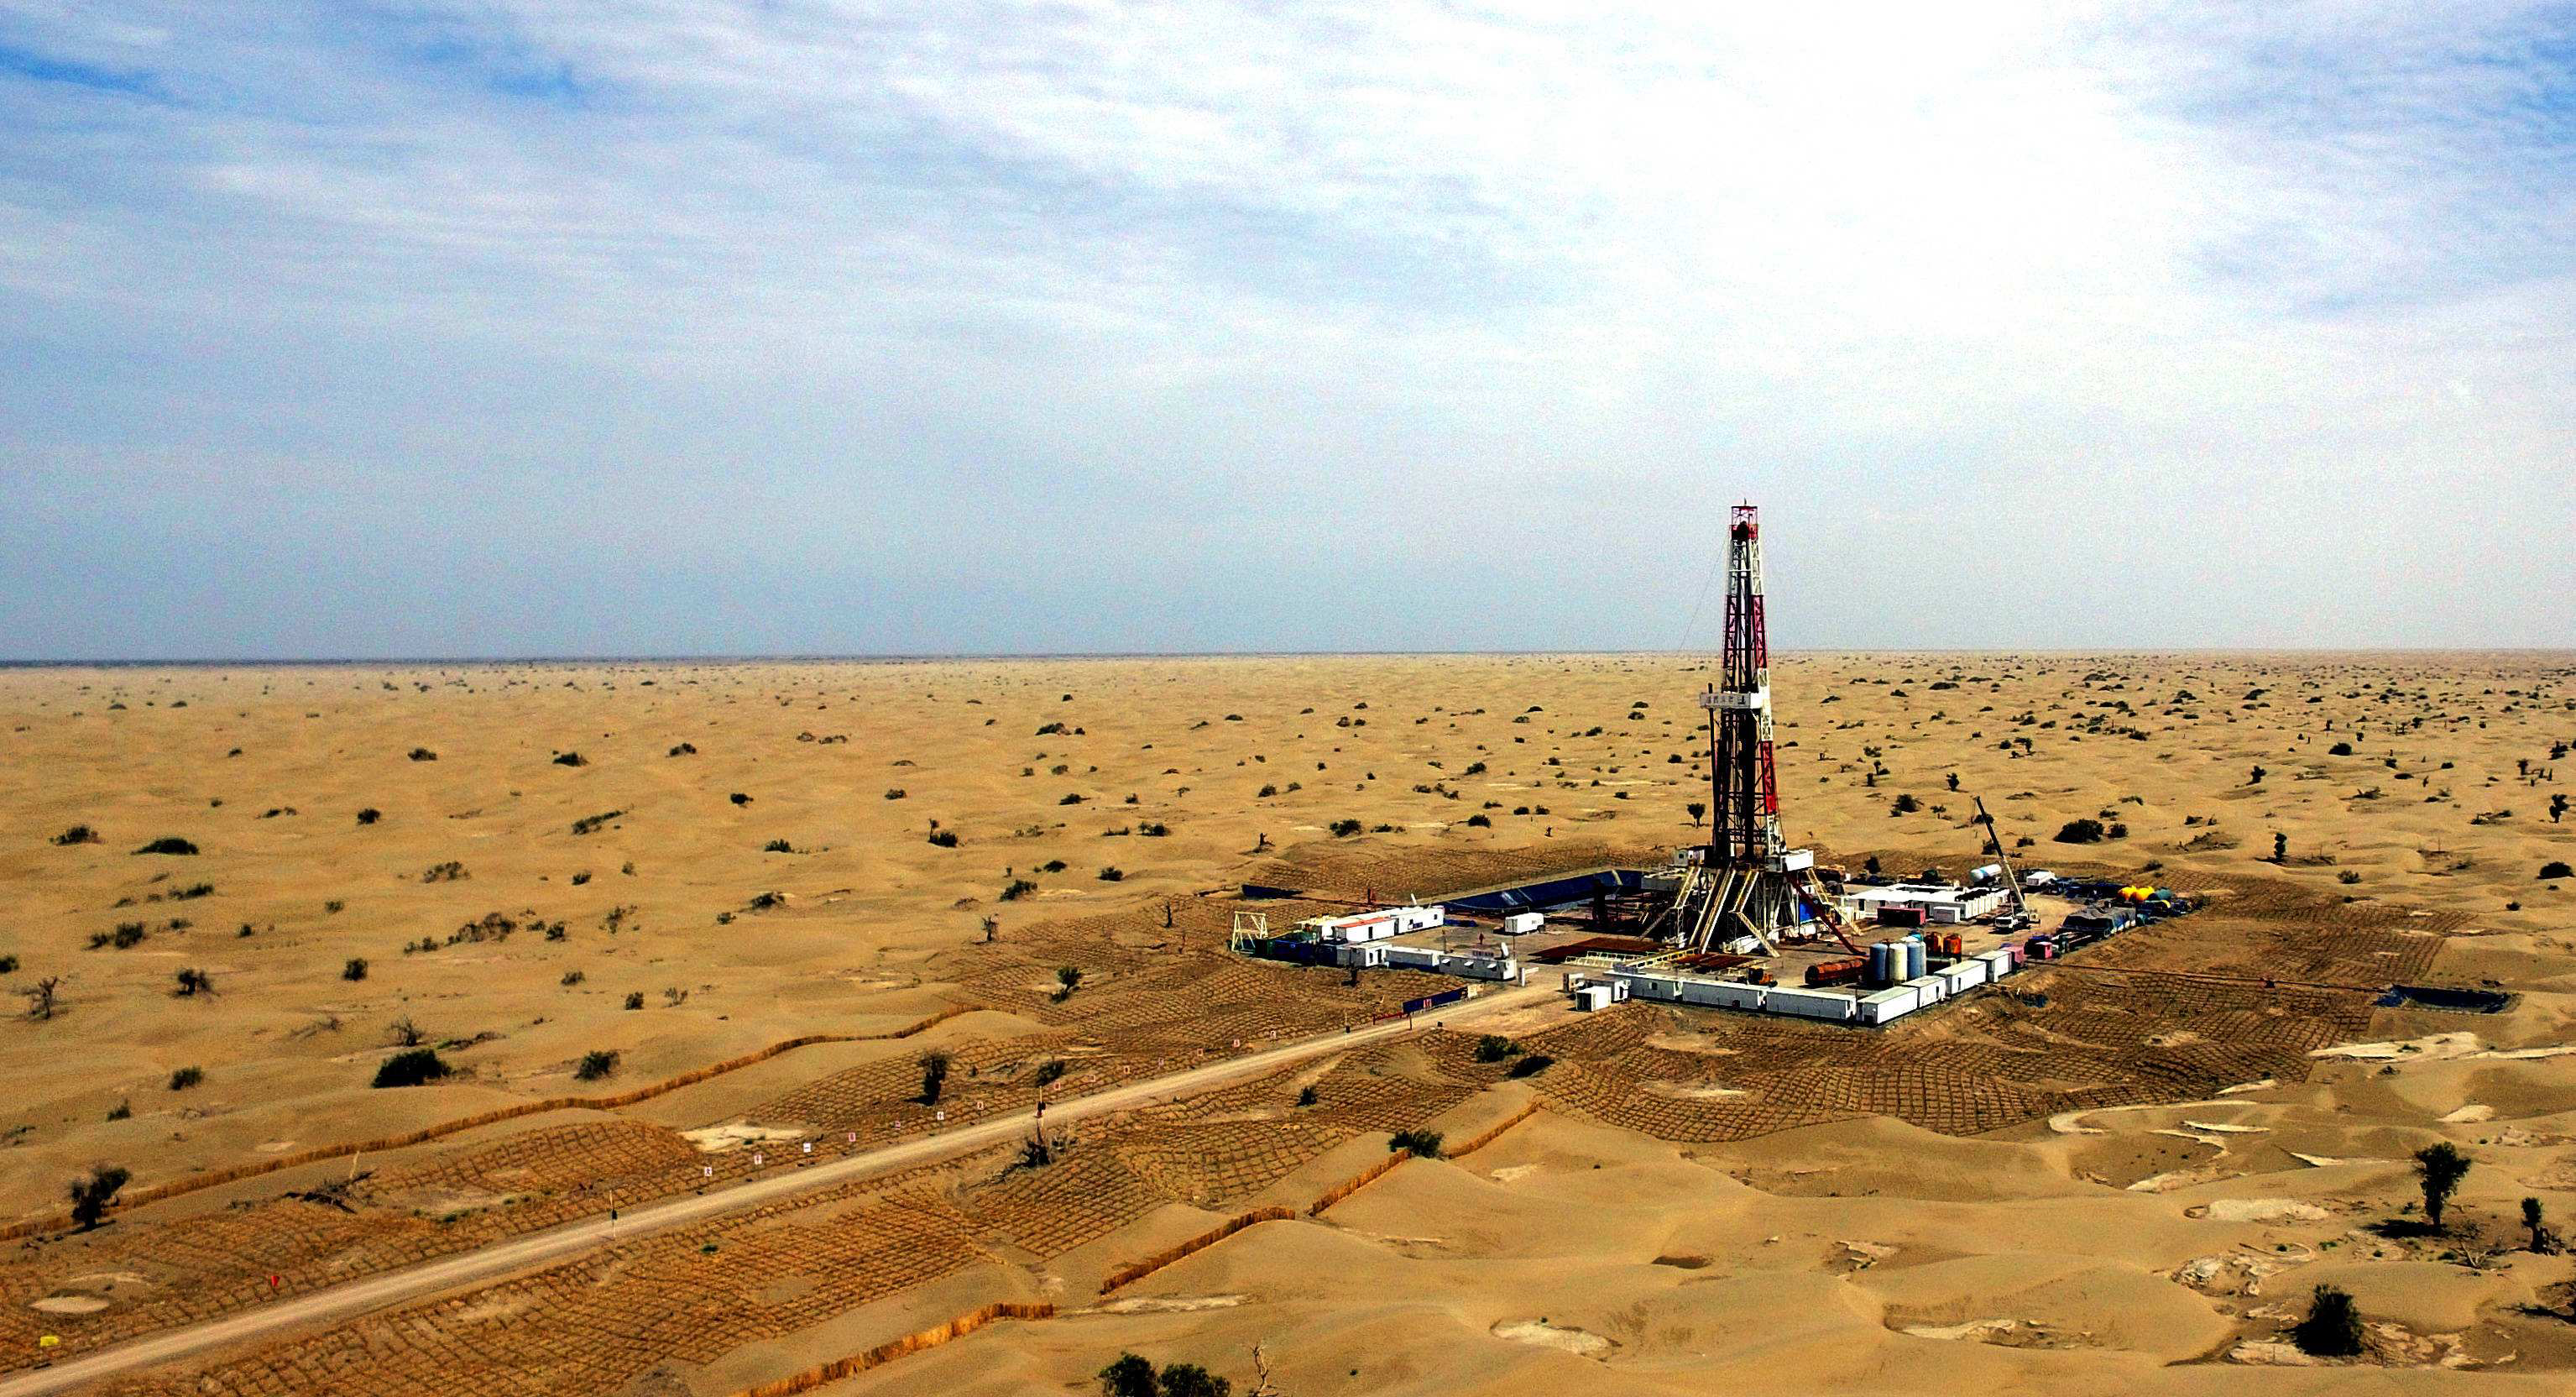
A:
1;1;2571;660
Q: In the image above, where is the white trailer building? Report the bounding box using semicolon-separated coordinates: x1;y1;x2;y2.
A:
1299;904;1446;943
1851;883;2005;925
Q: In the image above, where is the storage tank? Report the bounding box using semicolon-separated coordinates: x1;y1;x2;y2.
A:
1869;941;1894;985
1904;934;1927;980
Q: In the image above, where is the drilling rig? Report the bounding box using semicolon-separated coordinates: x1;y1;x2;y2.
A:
1672;504;1862;956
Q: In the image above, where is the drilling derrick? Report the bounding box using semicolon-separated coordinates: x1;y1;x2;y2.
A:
1677;504;1859;955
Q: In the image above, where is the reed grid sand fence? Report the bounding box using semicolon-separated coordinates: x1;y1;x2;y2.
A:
0;1005;970;1240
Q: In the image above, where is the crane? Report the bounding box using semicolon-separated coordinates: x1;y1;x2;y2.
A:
1970;795;2030;928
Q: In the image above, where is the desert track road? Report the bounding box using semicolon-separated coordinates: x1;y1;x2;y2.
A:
0;981;1551;1395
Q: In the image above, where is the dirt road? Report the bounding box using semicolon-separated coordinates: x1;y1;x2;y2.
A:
0;981;1553;1395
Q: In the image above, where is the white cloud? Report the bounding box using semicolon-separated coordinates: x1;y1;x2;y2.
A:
0;0;2569;655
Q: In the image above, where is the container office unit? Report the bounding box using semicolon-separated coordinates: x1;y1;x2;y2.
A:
1858;985;1921;1024
1300;904;1446;944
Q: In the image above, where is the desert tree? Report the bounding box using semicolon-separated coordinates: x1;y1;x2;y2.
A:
2273;831;2288;861
918;1049;952;1106
2415;1142;2470;1229
24;976;61;1021
1098;1354;1156;1397
2525;1196;2558;1253
1685;801;1706;828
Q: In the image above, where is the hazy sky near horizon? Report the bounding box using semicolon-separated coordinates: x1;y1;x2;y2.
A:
3;3;2572;659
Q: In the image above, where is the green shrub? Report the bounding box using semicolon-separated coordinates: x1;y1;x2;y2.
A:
342;957;368;981
574;1050;619;1081
373;1048;452;1088
1388;1129;1443;1158
2053;819;2105;844
167;1066;203;1091
2291;1284;2362;1356
133;837;197;856
1474;1034;1519;1063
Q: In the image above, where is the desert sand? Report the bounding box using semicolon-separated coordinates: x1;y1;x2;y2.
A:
0;652;2571;1394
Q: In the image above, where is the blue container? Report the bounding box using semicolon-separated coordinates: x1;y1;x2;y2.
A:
1904;934;1927;980
1869;941;1894;985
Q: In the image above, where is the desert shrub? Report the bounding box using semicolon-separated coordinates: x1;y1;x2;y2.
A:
1465;814;1491;827
342;957;368;981
171;882;213;900
1032;1058;1067;1087
729;793;750;806
1890;793;1920;815
167;1066;203;1091
0;955;14;975
882;786;907;800
551;751;586;767
105;1099;128;1120
2542;861;2573;880
1138;822;1168;836
1053;966;1084;1001
52;824;101;846
133;837;197;856
2053;819;2105;844
1330;818;1363;837
1037;859;1067;873
2328;741;2354;756
1295;1085;1319;1106
927;829;959;848
570;810;624;835
762;838;793;853
1001;878;1038;902
561;969;585;986
1474;1034;1519;1063
668;742;697;756
1156;1364;1229;1397
407;747;436;761
2338;870;2361;884
574;1049;619;1081
372;1049;451;1088
918;1050;951;1104
1098;1354;1157;1397
1058;793;1084;805
624;991;645;1010
421;861;468;882
356;808;381;825
1388;1129;1443;1158
173;968;213;997
67;1164;130;1231
2291;1284;2363;1356
1257;783;1277;798
2106;821;2129;839
1097;866;1124;882
1507;1053;1555;1078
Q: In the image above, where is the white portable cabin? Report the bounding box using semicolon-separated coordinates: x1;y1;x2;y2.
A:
1335;942;1390;969
1976;947;2017;980
1858;985;1920;1025
1903;974;1949;1005
1939;959;1988;994
1762;986;1858;1022
1500;911;1545;936
1304;904;1445;944
1576;984;1615;1012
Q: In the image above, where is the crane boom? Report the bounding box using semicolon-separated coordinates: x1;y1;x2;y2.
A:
1971;796;2026;913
